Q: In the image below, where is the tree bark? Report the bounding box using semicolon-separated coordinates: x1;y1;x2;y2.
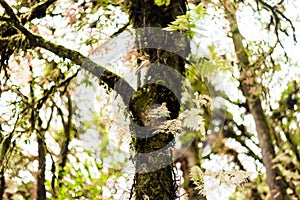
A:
29;69;46;200
57;93;72;189
126;0;189;199
0;169;4;200
37;133;46;200
222;1;288;199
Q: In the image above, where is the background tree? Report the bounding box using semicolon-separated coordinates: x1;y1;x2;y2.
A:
187;0;299;199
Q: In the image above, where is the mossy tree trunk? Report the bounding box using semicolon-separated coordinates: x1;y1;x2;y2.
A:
125;0;189;199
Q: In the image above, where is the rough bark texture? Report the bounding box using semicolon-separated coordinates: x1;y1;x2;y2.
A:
126;0;189;199
222;1;288;199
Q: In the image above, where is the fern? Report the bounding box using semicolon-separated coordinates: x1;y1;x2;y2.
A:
163;4;206;38
190;166;252;197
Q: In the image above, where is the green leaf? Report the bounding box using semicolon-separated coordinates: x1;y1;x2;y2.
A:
154;0;164;6
194;4;205;16
154;0;170;6
165;0;170;6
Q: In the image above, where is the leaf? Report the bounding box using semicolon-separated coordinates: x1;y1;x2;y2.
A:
181;108;205;133
194;4;206;16
163;26;178;31
154;118;182;135
163;5;206;37
190;168;252;197
154;0;165;6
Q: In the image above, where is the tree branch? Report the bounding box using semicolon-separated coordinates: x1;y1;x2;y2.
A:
21;0;57;24
0;0;133;96
255;0;297;46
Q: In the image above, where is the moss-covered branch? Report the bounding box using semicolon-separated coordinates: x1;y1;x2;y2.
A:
0;0;129;91
21;0;57;23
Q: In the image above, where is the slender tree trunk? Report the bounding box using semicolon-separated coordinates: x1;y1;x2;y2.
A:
37;132;46;200
0;169;5;200
126;0;189;199
57;93;72;189
29;70;46;200
222;1;288;199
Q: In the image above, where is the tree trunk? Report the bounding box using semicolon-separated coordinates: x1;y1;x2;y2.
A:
29;69;46;200
222;1;288;199
0;169;4;200
126;0;189;199
37;130;46;200
57;93;72;190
